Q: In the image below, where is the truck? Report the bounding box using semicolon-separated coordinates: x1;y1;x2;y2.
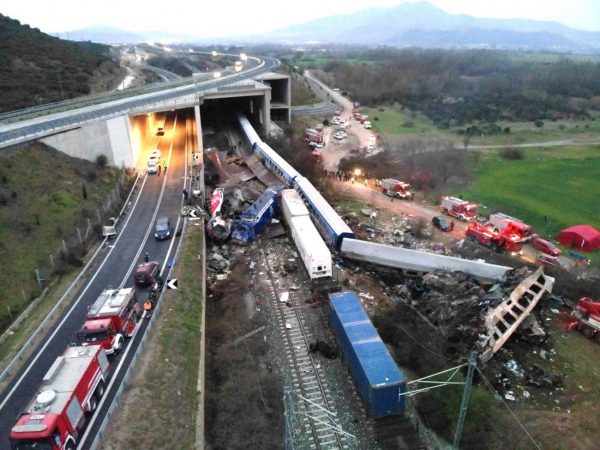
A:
488;212;533;241
304;128;323;146
563;297;600;342
78;288;141;355
381;179;413;199
10;345;110;450
440;196;478;221
231;185;282;245
465;221;523;254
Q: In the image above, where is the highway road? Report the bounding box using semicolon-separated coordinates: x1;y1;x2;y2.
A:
0;111;193;448
0;56;279;148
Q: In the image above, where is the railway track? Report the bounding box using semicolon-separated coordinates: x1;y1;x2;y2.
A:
257;245;349;450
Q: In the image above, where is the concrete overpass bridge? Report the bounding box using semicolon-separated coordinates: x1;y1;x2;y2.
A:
0;54;291;167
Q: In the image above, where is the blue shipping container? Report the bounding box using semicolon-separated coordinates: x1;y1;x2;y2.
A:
328;291;405;418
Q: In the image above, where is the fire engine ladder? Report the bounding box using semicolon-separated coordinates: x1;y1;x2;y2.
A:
479;267;554;362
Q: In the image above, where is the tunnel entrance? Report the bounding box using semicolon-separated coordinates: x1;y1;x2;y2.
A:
200;96;265;135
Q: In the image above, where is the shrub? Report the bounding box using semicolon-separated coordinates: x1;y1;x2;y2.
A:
402;120;415;128
503;127;511;134
96;154;108;168
323;119;329;126
499;148;524;160
534;119;544;128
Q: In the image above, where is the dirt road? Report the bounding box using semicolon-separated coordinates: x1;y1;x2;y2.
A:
305;71;378;172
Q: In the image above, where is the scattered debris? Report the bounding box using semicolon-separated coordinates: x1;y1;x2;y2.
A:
309;340;338;359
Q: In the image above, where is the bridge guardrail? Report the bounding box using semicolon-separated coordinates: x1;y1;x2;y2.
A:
0;52;265;125
0;57;275;147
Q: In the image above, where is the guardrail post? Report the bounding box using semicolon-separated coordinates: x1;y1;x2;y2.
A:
86;218;92;239
62;240;67;253
49;254;55;268
35;269;44;290
77;227;83;244
96;209;101;222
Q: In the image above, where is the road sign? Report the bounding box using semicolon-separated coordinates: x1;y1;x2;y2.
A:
193;153;200;161
167;279;178;290
189;209;197;219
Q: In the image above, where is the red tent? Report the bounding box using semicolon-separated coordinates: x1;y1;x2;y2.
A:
557;225;600;252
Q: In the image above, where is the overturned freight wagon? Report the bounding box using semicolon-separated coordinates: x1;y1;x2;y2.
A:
328;291;405;418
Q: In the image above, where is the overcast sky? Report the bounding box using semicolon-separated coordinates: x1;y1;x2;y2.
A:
2;0;600;37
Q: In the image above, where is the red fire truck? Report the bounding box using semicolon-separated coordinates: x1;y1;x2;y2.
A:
489;212;533;241
466;221;523;253
78;288;140;355
10;345;110;450
563;297;600;342
440;196;478;221
381;179;413;199
304;128;323;146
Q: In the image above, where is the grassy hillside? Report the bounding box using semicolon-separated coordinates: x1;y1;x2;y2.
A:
0;14;124;112
0;144;122;332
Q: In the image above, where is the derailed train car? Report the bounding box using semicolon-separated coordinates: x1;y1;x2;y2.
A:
280;189;332;279
238;114;355;250
328;291;406;418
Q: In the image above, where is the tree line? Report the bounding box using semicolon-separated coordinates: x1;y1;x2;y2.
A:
318;48;600;126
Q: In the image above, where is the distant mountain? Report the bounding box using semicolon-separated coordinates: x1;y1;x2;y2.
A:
61;25;200;45
259;1;600;51
59;26;145;44
0;14;123;112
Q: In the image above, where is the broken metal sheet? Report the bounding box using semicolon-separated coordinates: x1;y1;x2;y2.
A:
244;155;280;185
479;267;554;363
238;171;256;182
262;223;286;240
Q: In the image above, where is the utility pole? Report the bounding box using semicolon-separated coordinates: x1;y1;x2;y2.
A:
454;351;478;448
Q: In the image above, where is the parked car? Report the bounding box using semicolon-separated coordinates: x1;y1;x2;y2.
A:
531;237;561;256
134;261;160;286
432;216;455;232
537;254;566;269
155;216;173;240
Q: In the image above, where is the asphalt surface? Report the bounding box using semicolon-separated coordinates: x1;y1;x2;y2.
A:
0;112;190;447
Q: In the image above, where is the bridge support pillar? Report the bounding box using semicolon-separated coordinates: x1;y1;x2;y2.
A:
194;103;203;154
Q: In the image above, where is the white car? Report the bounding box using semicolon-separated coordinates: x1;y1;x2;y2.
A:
148;158;159;174
340;122;349;129
331;118;340;125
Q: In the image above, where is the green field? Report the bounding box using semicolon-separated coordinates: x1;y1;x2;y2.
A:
455;146;600;262
461;118;600;146
362;106;443;137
